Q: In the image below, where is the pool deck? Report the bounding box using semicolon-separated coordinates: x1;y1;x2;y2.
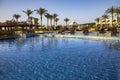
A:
53;34;120;41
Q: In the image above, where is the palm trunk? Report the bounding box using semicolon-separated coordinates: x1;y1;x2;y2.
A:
40;16;42;27
28;16;29;21
47;18;49;27
28;16;30;30
46;18;49;30
56;22;57;26
55;22;57;30
50;19;53;30
117;15;119;26
16;19;18;27
28;16;30;24
16;19;18;23
66;22;67;26
48;19;51;31
50;19;52;27
54;19;55;26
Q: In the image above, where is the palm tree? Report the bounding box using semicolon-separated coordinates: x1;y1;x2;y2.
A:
13;14;21;29
101;14;109;26
35;8;47;27
55;18;59;26
53;13;58;26
45;13;50;27
49;14;53;27
13;14;21;22
115;7;120;17
23;9;33;21
115;7;120;26
64;18;69;26
23;9;33;30
105;6;115;27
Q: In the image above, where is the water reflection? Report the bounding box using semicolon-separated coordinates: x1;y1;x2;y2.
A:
104;41;120;50
103;41;120;80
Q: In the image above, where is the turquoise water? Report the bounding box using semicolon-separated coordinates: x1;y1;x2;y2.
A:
0;36;120;80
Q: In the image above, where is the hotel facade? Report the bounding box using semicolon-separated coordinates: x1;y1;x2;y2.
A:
95;17;120;27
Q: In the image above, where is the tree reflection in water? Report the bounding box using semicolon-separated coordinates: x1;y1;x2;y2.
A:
104;41;120;50
103;40;120;80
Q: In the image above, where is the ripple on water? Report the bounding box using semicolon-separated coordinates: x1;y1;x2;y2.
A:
0;37;120;80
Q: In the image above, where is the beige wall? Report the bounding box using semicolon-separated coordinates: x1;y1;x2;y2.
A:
95;17;120;27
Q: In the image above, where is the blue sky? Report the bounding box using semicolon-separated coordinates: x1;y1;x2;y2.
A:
0;0;119;25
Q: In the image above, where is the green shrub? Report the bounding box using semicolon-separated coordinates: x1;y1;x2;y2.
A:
59;26;68;32
69;27;75;33
56;25;62;31
34;28;44;31
0;31;14;36
14;27;23;31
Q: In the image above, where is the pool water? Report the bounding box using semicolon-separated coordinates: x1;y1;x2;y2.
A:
0;36;120;80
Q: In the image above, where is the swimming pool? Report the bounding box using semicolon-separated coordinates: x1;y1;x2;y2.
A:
0;36;120;80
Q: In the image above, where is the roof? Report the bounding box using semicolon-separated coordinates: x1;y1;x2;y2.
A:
0;21;30;27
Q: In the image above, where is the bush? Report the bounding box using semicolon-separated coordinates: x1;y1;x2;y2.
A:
34;28;44;31
56;25;62;31
59;26;68;33
0;31;14;36
69;27;75;33
14;27;23;31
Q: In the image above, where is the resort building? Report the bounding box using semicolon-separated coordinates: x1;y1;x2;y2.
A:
95;17;120;27
69;21;78;27
77;24;87;30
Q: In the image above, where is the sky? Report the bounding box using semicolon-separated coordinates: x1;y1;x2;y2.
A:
0;0;119;25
